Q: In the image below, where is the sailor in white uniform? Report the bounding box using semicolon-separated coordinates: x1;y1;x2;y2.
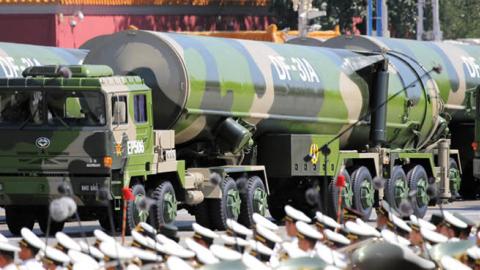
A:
19;228;45;270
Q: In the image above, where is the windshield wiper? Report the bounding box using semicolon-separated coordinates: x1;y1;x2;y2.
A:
49;110;71;129
19;107;40;130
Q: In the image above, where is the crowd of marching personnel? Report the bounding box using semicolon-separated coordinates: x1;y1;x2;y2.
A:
0;202;478;270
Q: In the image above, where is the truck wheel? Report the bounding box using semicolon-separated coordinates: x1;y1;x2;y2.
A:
384;166;409;212
407;165;429;218
127;184;151;231
238;176;268;227
36;207;64;235
329;169;353;218
449;158;461;199
152;181;177;226
5;206;35;235
193;201;211;228
267;193;286;222
208;177;241;230
351;166;374;220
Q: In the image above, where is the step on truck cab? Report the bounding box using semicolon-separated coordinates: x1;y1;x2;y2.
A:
0;65;269;235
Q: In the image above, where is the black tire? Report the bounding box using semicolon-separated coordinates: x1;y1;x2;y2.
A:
127;184;150;231
267;193;286;222
238;176;268;227
193;201;211;228
208;177;240;230
98;207;122;233
5;206;35;235
329;169;353;218
384;166;408;212
449;158;461;199
152;181;177;226
407;165;429;218
36;207;65;235
351;166;374;220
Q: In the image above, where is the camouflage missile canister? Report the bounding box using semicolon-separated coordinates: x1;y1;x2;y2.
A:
0;42;87;78
323;35;480;121
82;30;442;149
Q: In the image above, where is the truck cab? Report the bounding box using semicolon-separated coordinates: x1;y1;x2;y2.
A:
0;65;269;235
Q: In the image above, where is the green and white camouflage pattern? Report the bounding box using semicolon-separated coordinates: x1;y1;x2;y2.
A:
323;35;480;122
0;42;87;78
82;30;442;151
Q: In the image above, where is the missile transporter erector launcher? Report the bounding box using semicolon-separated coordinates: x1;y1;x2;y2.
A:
82;31;461;224
0;31;467;234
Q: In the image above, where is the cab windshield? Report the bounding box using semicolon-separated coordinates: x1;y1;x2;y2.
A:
0;90;106;128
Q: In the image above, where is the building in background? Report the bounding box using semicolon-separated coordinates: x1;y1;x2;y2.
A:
0;0;273;48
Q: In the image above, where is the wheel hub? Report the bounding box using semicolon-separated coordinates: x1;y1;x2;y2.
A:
163;192;177;223
416;178;429;206
227;189;241;219
134;194;149;223
394;178;408;206
342;182;354;208
360;179;374;208
253;187;268;216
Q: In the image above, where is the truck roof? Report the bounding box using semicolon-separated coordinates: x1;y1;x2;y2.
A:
0;65;146;92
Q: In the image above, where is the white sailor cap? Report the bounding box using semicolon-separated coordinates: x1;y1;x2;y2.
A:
344;221;372;240
78;241;104;261
0;234;8;243
442;211;468;229
242;252;270;270
131;230;156;250
184;238;219;265
0;242;20;254
156;234;177;246
409;215;436;231
162;242;195;259
315;242;347;268
55;232;81;252
381;229;411;247
253;213;279;231
220;235;250;248
296;221;323;242
388;213;412;234
20;227;46;251
99;241;133;261
135;222;157;236
126;263;141;270
440;256;472;270
226;219;253;239
421;228;448;244
356;218;381;237
166;256;194;270
467;246;480;263
93;229;115;245
210;244;242;261
323;229;351;247
254;224;282;249
41;246;70;266
130;247;163;263
192;223;218;244
281;242;307;259
72;261;99;270
284;205;311;223
248;240;273;263
315;212;341;230
68;249;99;267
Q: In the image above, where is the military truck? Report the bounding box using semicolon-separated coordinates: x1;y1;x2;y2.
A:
0;65;268;235
0;31;471;234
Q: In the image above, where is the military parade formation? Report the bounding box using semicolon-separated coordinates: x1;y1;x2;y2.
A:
0;201;475;270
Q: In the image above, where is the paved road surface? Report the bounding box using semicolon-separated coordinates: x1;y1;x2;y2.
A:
0;200;479;243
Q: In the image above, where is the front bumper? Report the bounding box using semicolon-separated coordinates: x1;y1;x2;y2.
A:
0;175;110;206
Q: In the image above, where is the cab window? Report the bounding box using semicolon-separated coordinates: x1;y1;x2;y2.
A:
134;94;147;123
112;96;127;125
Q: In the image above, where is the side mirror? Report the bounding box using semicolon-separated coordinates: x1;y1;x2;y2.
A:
113;101;126;124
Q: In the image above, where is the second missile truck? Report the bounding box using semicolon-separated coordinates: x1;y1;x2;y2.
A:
0;30;474;234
